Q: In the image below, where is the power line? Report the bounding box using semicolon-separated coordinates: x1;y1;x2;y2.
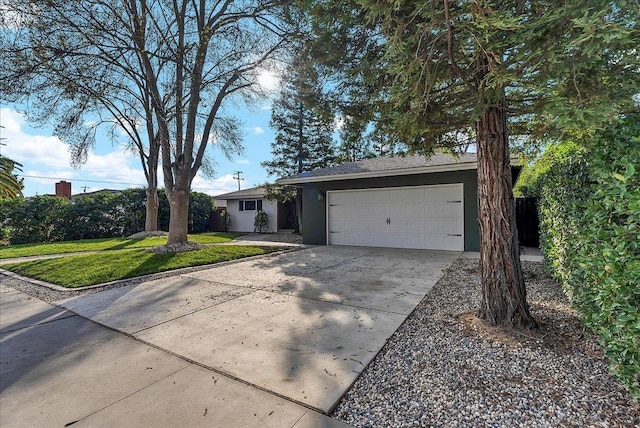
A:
17;174;232;194
18;174;146;187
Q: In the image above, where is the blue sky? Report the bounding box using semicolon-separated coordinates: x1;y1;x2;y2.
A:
1;99;279;198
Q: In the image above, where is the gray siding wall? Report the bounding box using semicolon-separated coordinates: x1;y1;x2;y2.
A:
301;170;480;251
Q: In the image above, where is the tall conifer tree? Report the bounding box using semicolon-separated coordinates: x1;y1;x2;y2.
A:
262;51;336;232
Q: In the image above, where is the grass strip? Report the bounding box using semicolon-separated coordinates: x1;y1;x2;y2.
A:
3;245;275;288
0;233;242;259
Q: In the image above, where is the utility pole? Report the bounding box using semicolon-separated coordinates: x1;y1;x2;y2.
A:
232;171;244;191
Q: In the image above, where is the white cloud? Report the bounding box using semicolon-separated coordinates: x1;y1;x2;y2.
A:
235;159;251;165
252;126;265;135
1;108;72;169
260;104;272;111
22;169;78;184
1;108;148;193
191;173;240;196
84;151;147;186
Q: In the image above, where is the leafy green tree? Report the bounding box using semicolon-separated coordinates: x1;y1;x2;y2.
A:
0;154;23;199
262;49;336;232
305;0;639;328
1;0;289;245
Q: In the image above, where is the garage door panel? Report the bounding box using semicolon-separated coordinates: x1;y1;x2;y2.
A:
390;204;407;218
342;218;370;232
424;203;445;217
328;184;463;251
424;187;444;200
406;202;426;217
371;190;390;203
443;186;462;200
372;203;392;218
442;235;463;251
424;218;444;234
406;188;425;201
443;219;463;234
389;218;406;233
443;201;463;218
406;218;426;233
406;234;426;249
424;234;445;249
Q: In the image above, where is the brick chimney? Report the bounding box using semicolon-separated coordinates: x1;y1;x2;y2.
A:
55;181;72;199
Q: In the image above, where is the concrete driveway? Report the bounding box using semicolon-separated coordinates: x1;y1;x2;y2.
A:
1;246;459;425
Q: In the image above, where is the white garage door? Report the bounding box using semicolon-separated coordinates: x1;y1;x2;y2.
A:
327;184;464;251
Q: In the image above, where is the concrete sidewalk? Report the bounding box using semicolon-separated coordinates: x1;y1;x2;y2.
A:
2;246;460;426
0;285;348;427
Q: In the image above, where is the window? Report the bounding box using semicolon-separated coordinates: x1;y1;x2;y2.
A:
238;199;262;211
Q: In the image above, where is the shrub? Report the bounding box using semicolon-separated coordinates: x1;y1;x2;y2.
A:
538;115;640;399
2;195;71;244
254;210;269;233
0;188;215;244
66;191;126;240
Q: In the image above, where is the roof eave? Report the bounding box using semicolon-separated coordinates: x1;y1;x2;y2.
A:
277;162;478;185
214;193;264;200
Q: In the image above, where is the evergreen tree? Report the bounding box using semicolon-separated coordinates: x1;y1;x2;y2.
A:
262;52;336;232
305;0;639;328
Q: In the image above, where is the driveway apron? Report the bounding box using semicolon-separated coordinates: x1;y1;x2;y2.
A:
57;246;460;414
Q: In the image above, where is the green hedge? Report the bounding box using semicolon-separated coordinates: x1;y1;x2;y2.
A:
0;189;214;244
537;116;640;399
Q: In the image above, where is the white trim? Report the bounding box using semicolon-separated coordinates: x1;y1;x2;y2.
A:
326;183;464;251
279;162;477;185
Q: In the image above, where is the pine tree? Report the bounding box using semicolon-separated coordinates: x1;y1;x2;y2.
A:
262;53;336;233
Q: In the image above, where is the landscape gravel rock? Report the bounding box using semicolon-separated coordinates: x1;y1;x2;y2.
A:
332;259;639;427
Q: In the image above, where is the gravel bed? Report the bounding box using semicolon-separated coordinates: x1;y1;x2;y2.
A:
332;259;639;427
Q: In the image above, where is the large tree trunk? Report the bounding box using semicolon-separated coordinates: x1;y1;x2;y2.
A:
144;187;159;232
476;97;537;329
166;165;191;244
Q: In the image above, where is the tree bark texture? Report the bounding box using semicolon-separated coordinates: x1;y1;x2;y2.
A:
165;157;191;245
144;187;159;232
166;187;189;245
476;97;537;329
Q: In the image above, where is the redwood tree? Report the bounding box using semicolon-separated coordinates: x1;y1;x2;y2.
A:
306;0;640;327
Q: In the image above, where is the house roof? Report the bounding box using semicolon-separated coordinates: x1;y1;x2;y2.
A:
278;153;479;184
214;186;267;200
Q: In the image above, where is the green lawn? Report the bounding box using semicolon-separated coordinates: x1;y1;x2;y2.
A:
3;245;275;288
0;233;242;259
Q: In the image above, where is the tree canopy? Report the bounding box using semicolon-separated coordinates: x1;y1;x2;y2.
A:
1;0;291;244
304;0;640;327
308;0;639;147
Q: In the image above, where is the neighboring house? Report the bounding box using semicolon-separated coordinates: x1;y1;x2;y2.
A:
278;153;521;252
214;186;295;233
